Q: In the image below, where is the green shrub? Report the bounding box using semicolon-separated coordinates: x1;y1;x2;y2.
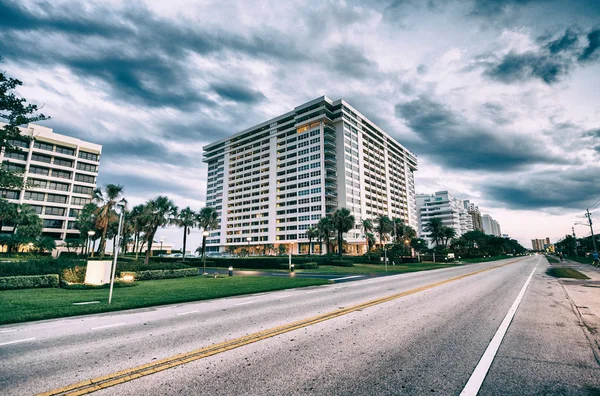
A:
0;274;59;290
328;260;354;267
134;268;199;280
294;262;318;269
0;256;85;277
61;281;138;290
117;261;192;273
61;266;86;283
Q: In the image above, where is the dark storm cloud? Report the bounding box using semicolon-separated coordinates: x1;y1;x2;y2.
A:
100;139;197;167
483;51;569;84
469;0;543;17
579;29;600;62
329;44;378;78
546;29;579;54
480;102;513;125
395;95;562;171
482;167;600;210
97;172;198;201
211;83;266;104
0;0;301;110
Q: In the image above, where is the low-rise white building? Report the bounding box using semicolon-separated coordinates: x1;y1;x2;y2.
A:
416;191;473;246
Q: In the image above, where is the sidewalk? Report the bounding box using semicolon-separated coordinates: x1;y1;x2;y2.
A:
556;258;600;363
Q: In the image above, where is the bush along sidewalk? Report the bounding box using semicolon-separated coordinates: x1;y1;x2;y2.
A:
0;274;60;290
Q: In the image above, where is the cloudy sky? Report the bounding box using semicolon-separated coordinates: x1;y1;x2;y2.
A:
1;0;599;249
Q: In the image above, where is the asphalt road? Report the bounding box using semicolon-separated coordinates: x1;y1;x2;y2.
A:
1;255;599;395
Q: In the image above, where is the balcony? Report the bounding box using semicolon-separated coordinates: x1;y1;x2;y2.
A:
325;164;336;171
325;199;338;206
325;189;337;197
325;182;337;188
324;155;336;164
325;171;337;180
324;138;336;149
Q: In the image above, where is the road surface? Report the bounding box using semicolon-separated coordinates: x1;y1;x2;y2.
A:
1;255;599;395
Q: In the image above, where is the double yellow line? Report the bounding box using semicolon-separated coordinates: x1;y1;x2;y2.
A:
39;257;527;396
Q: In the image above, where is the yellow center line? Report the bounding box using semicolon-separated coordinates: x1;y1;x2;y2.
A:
38;257;528;396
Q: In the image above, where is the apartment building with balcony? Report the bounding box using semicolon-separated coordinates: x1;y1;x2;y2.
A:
202;96;418;255
416;191;474;246
0;123;101;240
482;214;502;237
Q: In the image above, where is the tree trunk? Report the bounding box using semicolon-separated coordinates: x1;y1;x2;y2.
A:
144;229;156;265
182;226;188;262
201;235;207;259
134;233;139;260
338;231;343;259
98;224;108;259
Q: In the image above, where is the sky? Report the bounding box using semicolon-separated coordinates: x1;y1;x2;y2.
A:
1;0;599;250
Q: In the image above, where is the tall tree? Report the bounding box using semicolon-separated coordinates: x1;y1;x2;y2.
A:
175;207;196;261
75;202;99;255
129;204;146;260
375;215;393;249
361;218;373;253
441;226;456;249
317;217;334;255
306;227;318;255
424;218;444;247
332;208;355;258
93;184;125;259
392;218;405;243
0;63;50;189
0;198;18;230
197;207;218;259
13;204;42;239
140;196;178;265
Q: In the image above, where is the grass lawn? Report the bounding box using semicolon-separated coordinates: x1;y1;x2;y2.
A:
546;256;560;263
546;267;590;280
0;276;329;325
567;256;594;265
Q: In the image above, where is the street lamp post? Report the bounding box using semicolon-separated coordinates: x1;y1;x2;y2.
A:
289;241;294;271
87;230;95;259
246;237;252;256
159;239;164;255
202;231;209;275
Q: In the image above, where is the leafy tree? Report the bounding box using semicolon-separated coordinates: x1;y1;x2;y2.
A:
306;228;318;255
93;184;125;259
129;204;146;259
35;236;56;253
263;243;275;256
197;207;218;259
175;207;196;261
13;204;42;239
410;237;428;255
440;226;457;249
0;198;18;230
375;215;393;249
317;217;334;255
366;232;376;252
278;244;288;255
388;243;411;264
424;218;444;247
75;202;99;255
332;208;355;258
140;196;178;264
1;63;50;189
65;238;83;253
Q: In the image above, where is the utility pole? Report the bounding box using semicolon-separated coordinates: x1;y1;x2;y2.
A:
585;209;598;253
572;226;578;257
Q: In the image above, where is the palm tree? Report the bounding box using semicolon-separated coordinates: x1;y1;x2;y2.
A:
0;198;17;231
93;184;125;259
140;196;178;264
332;208;355;258
13;204;42;239
424;218;444;247
129;204;146;260
366;232;376;252
306;227;318;255
263;243;275;256
317;217;334;255
175;207;196;261
197;207;218;259
441;226;457;249
392;218;405;243
361;218;373;254
375;215;393;249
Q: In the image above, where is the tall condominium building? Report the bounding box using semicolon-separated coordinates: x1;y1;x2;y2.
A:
202;96;418;254
531;237;551;251
482;214;502;237
416;190;473;246
463;200;483;232
0;123;101;240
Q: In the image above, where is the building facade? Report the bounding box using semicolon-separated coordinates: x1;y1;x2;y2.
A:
464;200;483;232
482;214;502;237
202;96;418;254
0;124;101;240
416;191;473;246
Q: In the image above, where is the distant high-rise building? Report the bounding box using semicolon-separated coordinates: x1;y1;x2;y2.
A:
545;237;551;245
482;214;502;237
531;238;547;251
416;191;473;246
0;123;101;240
464;200;483;232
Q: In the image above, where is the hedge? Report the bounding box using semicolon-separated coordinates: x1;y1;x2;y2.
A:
61;281;138;290
0;274;60;290
0;257;85;278
328;260;354;267
293;262;318;270
134;268;199;281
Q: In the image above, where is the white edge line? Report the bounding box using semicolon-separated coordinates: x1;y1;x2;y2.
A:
72;301;100;305
305;290;318;294
0;329;18;334
176;310;199;316
330;275;365;281
235;301;255;306
0;337;36;346
277;295;292;299
91;323;126;330
460;263;538;396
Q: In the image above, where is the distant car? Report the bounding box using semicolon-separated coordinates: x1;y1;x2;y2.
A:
170;253;183;258
184;254;197;258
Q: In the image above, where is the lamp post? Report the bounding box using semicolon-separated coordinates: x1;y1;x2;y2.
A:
159;239;164;255
202;231;209;275
289;241;294;271
87;230;95;259
246;236;252;256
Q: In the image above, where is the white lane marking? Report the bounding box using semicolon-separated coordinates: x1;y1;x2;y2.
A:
235;300;255;306
330;275;365;281
305;290;318;294
91;323;126;330
252;293;267;297
277;295;291;299
0;329;18;334
460;263;538;396
176;310;199;316
0;337;36;346
72;301;101;305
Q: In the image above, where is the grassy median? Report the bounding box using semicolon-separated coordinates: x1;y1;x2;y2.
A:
0;276;330;325
546;267;590;280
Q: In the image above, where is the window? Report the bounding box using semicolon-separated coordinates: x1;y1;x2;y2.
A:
310;196;321;202
73;185;93;195
43;219;63;229
310;187;321;194
299;215;310;221
79;151;99;161
311;214;321;220
75;173;95;183
55;146;75;156
30;205;43;214
71;196;89;206
8;139;29;148
51;170;72;179
76;162;97;172
298;190;309;196
29;179;47;188
45;206;66;216
311;205;321;211
3;162;26;172
31;153;51;163
29;166;49;175
54;158;73;167
69;208;80;218
48;181;69;191
4;151;26;161
0;189;19;199
47;194;68;204
33;141;53;151
24;191;45;201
